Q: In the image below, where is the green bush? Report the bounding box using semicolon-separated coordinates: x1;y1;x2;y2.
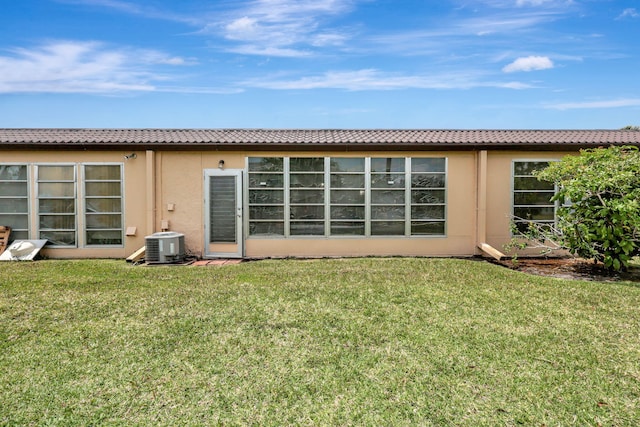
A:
535;146;640;271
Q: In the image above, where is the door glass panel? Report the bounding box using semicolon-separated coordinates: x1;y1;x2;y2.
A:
209;176;237;243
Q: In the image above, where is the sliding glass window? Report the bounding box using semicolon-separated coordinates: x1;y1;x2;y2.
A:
37;165;76;246
0;165;29;241
330;158;366;236
247;157;447;238
248;157;285;236
290;157;325;236
370;158;406;236
84;165;123;245
512;161;556;233
411;158;446;235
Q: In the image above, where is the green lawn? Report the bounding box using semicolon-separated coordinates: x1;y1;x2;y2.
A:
1;258;639;426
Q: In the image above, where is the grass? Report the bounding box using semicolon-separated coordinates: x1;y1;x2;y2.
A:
1;258;639;426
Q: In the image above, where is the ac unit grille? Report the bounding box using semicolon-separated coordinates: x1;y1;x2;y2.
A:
145;238;160;263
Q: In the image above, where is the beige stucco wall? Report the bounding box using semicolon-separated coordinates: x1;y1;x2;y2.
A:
2;148;579;259
1;150;148;258
156;150;478;258
484;151;573;256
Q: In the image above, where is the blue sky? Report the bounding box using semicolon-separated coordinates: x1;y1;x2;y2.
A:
1;0;639;129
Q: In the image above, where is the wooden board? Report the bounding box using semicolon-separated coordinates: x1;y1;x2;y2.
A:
479;242;506;261
126;246;146;263
0;226;10;255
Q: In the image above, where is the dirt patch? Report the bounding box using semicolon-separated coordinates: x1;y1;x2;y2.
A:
492;257;640;282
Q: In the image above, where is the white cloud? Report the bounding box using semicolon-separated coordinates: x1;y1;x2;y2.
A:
225;16;260;40
618;8;639;19
470;0;573;9
0;41;192;94
242;69;532;91
54;0;199;25
502;56;553;72
546;99;640;110
211;0;356;56
516;0;556;6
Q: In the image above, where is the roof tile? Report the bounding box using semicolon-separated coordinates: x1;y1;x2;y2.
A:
1;128;640;149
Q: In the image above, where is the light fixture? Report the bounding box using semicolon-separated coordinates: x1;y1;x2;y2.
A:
218;159;225;169
124;153;137;160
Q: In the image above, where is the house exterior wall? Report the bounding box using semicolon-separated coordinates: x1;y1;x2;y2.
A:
1;150;148;259
484;150;572;256
1;147;578;260
155;150;477;258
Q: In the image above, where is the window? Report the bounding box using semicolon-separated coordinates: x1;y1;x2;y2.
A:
371;158;406;235
512;161;556;233
0;163;124;248
247;157;447;238
84;165;123;245
330;158;365;236
411;158;446;235
290;158;325;236
248;157;285;236
0;165;29;241
37;165;76;246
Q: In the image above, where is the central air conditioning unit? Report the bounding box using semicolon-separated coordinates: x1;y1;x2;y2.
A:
145;231;185;264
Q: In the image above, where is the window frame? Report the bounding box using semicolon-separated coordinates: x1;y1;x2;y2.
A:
1;163;125;249
36;163;77;247
246;156;448;239
511;159;558;235
0;164;30;241
83;163;124;247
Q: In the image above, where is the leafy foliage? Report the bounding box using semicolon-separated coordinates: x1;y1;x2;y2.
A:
532;146;640;271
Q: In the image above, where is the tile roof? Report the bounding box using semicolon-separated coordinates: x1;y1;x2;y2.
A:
1;128;640;150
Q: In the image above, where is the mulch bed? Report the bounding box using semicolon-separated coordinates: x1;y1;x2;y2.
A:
492;257;640;282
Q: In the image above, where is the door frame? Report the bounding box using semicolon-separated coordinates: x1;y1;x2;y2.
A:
203;169;244;258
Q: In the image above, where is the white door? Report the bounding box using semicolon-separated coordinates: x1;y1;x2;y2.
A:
204;169;243;258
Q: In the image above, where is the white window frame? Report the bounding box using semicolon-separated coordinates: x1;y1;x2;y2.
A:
511;159;558;235
3;163;125;249
36;164;77;247
83;163;124;247
246;156;447;239
0;164;30;241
